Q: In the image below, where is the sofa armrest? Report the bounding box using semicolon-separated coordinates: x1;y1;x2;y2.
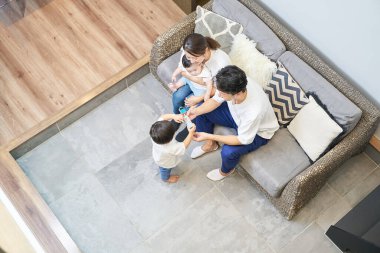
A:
280;110;380;219
149;2;213;84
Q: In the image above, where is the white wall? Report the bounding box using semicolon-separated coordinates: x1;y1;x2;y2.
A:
258;0;380;138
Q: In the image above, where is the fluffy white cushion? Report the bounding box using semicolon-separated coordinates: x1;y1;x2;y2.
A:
229;33;277;88
288;96;343;161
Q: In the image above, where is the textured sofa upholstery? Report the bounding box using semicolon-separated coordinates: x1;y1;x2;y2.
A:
149;0;380;219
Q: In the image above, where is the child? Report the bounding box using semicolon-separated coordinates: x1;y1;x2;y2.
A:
149;114;196;183
169;55;213;102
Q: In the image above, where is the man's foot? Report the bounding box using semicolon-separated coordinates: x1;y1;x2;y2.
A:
175;126;188;142
166;175;179;183
190;143;219;159
206;168;235;181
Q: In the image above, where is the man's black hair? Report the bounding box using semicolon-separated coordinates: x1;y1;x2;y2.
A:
149;120;176;144
181;54;192;68
215;65;247;95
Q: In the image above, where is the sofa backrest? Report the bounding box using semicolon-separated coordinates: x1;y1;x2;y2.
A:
279;51;362;135
212;0;285;61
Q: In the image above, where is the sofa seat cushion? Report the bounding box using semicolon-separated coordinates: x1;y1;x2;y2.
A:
240;128;311;197
363;221;380;247
278;51;362;136
157;51;182;85
212;0;286;60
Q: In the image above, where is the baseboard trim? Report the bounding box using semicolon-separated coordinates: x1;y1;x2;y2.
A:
370;135;380;152
3;55;149;155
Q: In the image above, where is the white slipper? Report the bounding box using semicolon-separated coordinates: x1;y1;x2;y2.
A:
190;144;219;159
206;168;235;181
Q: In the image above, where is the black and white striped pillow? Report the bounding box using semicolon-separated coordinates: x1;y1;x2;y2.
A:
265;62;309;125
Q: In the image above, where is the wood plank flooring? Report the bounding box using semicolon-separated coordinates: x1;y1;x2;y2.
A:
0;0;185;252
0;0;184;146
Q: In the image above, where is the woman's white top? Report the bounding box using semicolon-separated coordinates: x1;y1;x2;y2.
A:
213;78;279;144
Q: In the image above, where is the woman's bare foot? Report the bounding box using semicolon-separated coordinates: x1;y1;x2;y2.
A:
166;175;179;183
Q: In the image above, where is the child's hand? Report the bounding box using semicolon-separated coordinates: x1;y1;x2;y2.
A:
188;123;196;132
172;114;184;123
204;94;210;101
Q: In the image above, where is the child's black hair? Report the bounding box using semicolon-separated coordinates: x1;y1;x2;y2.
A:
149;121;176;144
181;54;192;68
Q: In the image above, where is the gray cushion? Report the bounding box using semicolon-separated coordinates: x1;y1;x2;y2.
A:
212;0;286;60
195;6;243;54
240;128;311;197
157;51;182;86
278;51;362;135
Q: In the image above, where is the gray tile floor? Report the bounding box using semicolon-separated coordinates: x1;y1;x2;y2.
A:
17;74;380;253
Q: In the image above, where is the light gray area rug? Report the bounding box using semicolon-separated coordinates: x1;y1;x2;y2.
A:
17;74;380;253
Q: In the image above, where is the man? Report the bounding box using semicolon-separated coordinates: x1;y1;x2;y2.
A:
188;65;279;181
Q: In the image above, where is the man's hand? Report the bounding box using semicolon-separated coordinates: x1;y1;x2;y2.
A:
192;132;210;142
187;106;198;120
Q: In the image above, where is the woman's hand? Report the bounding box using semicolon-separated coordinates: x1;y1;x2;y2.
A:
185;96;202;107
192;132;210;142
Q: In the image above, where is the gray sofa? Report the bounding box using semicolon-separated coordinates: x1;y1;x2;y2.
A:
149;0;380;219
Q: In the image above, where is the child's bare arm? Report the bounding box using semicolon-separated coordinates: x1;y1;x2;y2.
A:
171;67;183;82
160;114;183;123
182;124;196;148
181;71;203;84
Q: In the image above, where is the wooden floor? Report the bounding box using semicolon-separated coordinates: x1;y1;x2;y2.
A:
0;0;185;252
0;0;184;146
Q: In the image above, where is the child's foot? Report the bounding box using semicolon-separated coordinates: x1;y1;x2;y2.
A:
166;175;179;183
168;83;177;92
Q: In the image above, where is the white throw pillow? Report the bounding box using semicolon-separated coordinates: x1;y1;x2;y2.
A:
288;96;343;162
195;6;243;54
229;33;277;89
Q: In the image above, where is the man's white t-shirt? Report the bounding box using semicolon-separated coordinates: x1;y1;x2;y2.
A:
213;78;279;144
151;118;186;168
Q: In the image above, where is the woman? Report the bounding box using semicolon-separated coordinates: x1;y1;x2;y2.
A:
172;33;231;115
